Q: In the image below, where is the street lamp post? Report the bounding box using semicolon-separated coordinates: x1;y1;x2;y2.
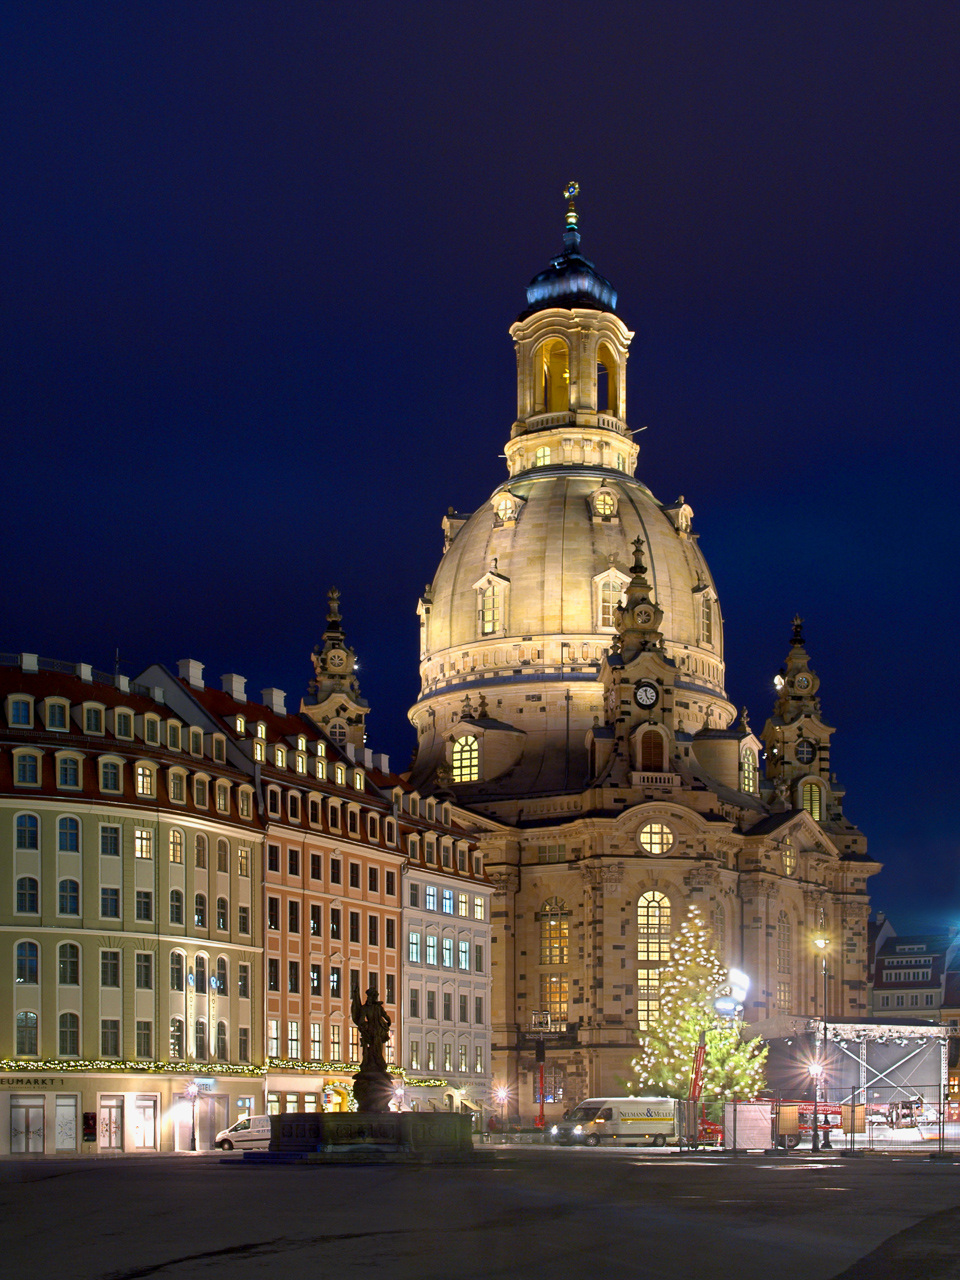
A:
185;1082;199;1152
494;1085;509;1134
813;933;830;1151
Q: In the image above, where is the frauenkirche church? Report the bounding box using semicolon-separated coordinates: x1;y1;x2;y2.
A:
408;185;879;1111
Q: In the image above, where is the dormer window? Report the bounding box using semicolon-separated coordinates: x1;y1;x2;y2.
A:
316;741;326;758
275;746;286;769
45;700;68;731
213;736;226;763
256;723;266;740
700;594;714;646
136;765;155;797
144;716;160;745
84;705;104;734
297;735;307;752
216;783;229;813
353;770;364;792
235;715;246;735
295;753;306;774
253;741;264;762
335;765;345;786
115;711;133;739
10;696;32;726
740;748;758;794
591;488;617;519
190;729;203;756
168;722;181;751
315;758;325;780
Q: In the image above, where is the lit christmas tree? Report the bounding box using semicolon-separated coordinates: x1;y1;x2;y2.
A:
628;905;767;1100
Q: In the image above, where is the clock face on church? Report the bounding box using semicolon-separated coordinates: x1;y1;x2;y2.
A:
634;680;659;708
795;674;811;691
327;650;348;671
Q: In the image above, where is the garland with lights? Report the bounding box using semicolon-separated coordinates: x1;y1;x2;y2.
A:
0;1057;449;1089
628;905;767;1101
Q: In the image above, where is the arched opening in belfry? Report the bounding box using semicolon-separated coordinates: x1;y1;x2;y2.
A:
596;341;618;415
534;339;570;413
640;729;664;772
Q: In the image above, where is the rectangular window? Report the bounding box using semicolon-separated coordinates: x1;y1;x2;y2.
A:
409;883;420;907
539;972;568;1021
289;900;300;934
101;887;120;918
350;969;360;998
330;966;341;998
134;829;153;859
349;862;360;888
310;904;321;936
385;870;396;896
216;784;228;812
135;891;153;921
385;974;395;1004
330;857;342;885
267;844;280;873
443;993;452;1021
311;963;321;993
237;848;249;877
329;1025;341;1060
136;766;153;797
426;990;437;1020
475;996;483;1024
239;1028;249;1062
410;988;420;1017
443;1044;451;1071
135;953;153;989
410;1041;420;1071
86;707;103;733
457;892;468;917
268;959;280;992
459;994;468;1022
368;916;379;946
425;886;437;912
267;1019;279;1057
47;703;66;728
475;944;484;973
288;1021;300;1058
442;938;454;968
475;1046;484;1074
102;760;122;792
368;866;379;892
474;896;484;921
426;935;438;966
330;907;341;939
11;698;31;725
442;889;454;914
458;941;470;971
16;754;39;784
59;757;80;787
459;1044;467;1073
268;897;280;931
385;918;396;949
238;964;250;999
349;911;360;943
425;839;435;864
116;712;132;738
238;905;250;934
136;1021;152;1058
310;853;322;879
101;951;120;987
101;1019;120;1057
288;848;300;876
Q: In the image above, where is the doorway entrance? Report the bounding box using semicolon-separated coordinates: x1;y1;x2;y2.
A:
134;1096;157;1150
99;1096;123;1150
10;1096;44;1153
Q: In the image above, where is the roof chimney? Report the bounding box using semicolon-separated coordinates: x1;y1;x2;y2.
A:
178;659;205;689
221;673;247;702
261;688;286;715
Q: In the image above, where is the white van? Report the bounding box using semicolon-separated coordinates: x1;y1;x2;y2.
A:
550;1097;681;1147
215;1115;272;1150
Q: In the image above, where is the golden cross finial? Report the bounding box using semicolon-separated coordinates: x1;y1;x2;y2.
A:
564;180;579;227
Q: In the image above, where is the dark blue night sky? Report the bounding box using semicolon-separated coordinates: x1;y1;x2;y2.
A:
2;3;958;930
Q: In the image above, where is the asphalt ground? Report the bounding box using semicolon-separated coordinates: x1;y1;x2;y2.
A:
3;1147;960;1279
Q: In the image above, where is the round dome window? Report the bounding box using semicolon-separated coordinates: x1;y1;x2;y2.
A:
594;491;616;516
795;739;816;765
638;822;673;855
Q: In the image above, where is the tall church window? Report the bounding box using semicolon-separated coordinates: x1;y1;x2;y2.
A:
802;782;822;822
596;342;619;415
637;892;670;1028
534;446;551;467
781;842;797;876
640;731;664;772
539;973;568;1023
451;736;479;783
540;899;568;965
600;579;621;628
700;595;713;645
740;748;758;794
537;339;569;413
777;911;791;975
712;902;725;961
479;582;501;635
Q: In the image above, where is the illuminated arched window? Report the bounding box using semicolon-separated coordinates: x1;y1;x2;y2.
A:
537;339;569;413
777;911;791;975
637;892;671;1029
478;582;501;635
534;446;551;467
540;899;568;965
329;722;346;746
802;782;822;822
452;736;479;783
600;579;621;628
740;748;757;794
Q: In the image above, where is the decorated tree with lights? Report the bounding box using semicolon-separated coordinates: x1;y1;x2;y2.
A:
628;905;767;1101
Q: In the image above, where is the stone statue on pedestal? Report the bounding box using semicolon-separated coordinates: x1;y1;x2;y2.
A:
350;986;394;1112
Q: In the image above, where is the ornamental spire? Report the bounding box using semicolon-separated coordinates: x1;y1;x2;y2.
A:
562;180;581;254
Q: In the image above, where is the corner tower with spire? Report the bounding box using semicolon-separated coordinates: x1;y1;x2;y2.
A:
301;587;369;748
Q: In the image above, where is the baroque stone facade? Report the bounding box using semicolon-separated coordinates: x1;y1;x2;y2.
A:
408;188;879;1123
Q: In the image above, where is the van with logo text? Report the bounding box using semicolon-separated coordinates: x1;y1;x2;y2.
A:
215;1115;272;1150
550;1097;681;1147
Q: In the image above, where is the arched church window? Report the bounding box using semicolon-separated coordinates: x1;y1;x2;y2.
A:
740;748;758;794
596;341;618;415
614;454;625;471
801;782;822;822
451;736;479;783
781;842;797;876
777;911;791;975
638;822;673;855
328;722;347;747
700;595;713;645
540;899;568;965
637;892;671;1029
478;582;501;635
537;339;569;413
534;446;551;467
641;731;664;773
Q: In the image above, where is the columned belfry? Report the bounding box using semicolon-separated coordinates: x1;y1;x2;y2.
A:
407;186;878;1121
302;587;369;749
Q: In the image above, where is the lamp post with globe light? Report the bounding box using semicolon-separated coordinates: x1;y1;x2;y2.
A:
494;1085;509;1134
811;932;831;1151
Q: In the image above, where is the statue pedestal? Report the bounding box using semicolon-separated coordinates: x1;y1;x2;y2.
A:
260;1111;476;1162
351;1069;394;1114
